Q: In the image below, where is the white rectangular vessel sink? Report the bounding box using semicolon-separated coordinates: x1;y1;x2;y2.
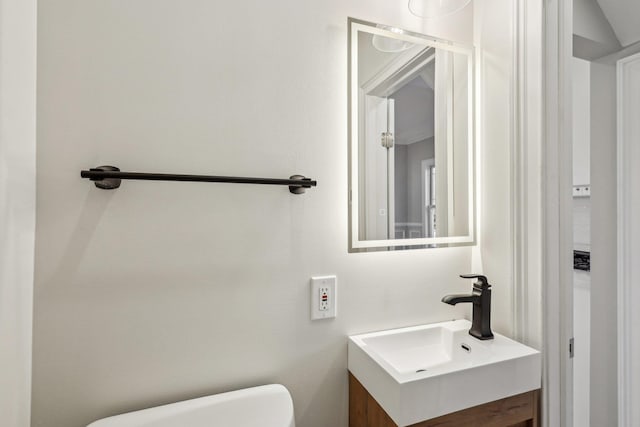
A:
348;319;540;426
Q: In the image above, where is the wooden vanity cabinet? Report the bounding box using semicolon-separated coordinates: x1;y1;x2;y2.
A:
349;373;540;427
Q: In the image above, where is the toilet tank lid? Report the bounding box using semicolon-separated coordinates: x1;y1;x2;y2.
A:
87;384;295;427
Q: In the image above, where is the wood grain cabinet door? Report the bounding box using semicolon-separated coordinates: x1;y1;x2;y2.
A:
349;373;540;427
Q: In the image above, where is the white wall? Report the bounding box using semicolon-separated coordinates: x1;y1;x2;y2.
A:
573;267;591;427
474;0;516;339
571;56;591;427
573;58;591;186
0;0;37;426
589;59;618;427
33;1;515;427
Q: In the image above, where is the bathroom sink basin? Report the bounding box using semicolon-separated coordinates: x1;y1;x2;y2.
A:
348;319;540;426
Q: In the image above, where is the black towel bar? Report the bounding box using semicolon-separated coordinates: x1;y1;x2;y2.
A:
80;166;317;194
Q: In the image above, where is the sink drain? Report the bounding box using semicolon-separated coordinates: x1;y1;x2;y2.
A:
415;369;427;373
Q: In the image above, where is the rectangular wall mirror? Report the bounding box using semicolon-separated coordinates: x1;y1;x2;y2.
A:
348;18;476;252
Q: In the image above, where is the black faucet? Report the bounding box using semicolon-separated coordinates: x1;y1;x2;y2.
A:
442;274;494;340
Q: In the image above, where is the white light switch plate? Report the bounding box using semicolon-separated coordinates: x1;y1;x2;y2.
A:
311;276;337;320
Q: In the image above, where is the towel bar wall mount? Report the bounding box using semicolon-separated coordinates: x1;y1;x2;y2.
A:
80;166;317;194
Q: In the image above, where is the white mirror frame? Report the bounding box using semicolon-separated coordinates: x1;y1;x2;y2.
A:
348;18;477;251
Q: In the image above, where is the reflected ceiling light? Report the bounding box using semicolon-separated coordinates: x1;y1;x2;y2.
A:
372;25;413;53
408;0;472;18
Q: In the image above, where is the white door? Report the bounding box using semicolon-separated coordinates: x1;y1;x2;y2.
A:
617;52;640;427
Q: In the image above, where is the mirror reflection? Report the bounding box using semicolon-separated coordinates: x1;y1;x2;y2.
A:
349;19;475;251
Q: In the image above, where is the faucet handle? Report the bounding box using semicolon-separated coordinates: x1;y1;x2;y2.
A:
460;274;491;289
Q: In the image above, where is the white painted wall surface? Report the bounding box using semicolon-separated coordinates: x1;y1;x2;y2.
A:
573;269;591;427
33;2;515;427
473;0;516;339
573;196;591;427
571;58;591;427
517;0;544;353
0;0;37;426
589;59;618;427
572;58;591;186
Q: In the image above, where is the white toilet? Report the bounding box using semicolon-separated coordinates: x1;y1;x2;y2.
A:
87;384;295;427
